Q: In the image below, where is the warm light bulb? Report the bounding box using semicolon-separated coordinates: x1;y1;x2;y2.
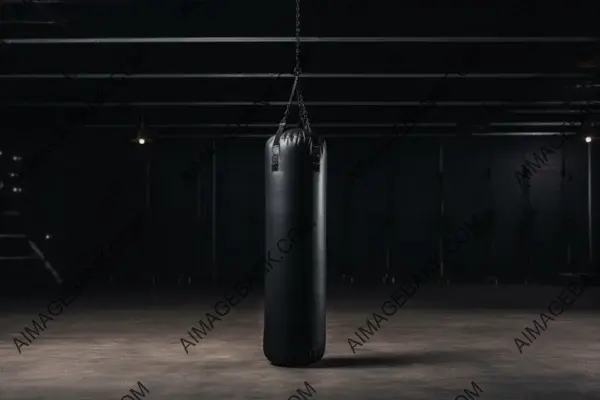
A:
138;138;146;145
585;136;592;143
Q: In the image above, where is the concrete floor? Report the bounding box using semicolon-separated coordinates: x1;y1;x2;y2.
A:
0;285;599;400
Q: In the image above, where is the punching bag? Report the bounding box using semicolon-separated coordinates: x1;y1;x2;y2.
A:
263;126;327;367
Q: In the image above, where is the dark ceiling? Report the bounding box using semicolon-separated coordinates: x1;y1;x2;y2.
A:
0;0;599;139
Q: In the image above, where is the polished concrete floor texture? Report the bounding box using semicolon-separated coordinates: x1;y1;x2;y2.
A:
0;285;599;400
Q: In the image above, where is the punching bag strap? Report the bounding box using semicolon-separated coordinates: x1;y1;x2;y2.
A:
297;83;321;170
273;0;313;172
276;0;308;146
272;74;297;173
272;80;296;171
275;75;300;147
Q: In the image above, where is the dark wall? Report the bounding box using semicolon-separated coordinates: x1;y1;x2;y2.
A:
21;132;146;280
443;136;590;281
16;134;599;285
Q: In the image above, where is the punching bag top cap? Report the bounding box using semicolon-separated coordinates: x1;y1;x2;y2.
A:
268;128;321;172
268;128;313;147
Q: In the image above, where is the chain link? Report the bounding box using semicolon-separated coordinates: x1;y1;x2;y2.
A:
294;0;312;132
294;0;301;77
297;85;312;132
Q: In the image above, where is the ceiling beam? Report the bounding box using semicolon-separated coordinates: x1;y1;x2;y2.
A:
0;73;594;80
6;101;598;107
90;132;584;138
4;36;600;45
79;122;585;129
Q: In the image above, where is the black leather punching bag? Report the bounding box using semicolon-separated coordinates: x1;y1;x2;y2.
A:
263;126;327;367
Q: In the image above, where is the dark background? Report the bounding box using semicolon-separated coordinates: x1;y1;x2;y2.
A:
0;0;598;290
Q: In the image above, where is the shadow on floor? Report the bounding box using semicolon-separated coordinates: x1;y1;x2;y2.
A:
310;349;489;369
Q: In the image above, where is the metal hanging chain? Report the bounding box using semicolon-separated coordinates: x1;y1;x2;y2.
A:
293;0;301;78
293;0;312;132
279;0;311;131
296;84;312;132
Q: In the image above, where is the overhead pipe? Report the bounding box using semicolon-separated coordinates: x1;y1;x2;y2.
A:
471;132;578;136
67;132;578;139
438;141;445;280
0;73;594;79
588;139;594;267
78;122;584;129
0;20;58;24
3;36;599;45
7;100;598;107
1;0;64;3
212;139;217;286
513;109;600;114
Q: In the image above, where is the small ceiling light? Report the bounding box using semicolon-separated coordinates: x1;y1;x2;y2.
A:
134;117;152;145
585;136;592;143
